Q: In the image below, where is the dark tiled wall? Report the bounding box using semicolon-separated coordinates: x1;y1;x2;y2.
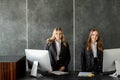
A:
27;0;73;70
0;0;120;71
0;0;73;70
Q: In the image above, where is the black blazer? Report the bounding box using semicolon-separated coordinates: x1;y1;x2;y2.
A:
45;41;70;71
81;42;103;72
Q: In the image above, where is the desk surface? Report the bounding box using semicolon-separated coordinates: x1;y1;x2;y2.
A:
0;56;24;62
18;71;120;80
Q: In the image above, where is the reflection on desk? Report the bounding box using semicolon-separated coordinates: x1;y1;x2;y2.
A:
18;71;120;80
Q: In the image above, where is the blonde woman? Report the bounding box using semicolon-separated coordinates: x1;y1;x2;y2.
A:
45;27;70;72
81;28;104;74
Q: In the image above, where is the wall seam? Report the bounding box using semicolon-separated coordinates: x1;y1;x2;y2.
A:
73;0;76;71
26;0;28;49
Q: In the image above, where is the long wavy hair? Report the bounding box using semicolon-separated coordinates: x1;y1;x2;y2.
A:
87;28;104;52
47;27;67;47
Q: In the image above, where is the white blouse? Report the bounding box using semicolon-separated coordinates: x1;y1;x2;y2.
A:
91;42;97;58
55;40;61;60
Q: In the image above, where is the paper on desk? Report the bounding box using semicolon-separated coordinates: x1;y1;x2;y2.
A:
78;72;94;77
51;71;68;75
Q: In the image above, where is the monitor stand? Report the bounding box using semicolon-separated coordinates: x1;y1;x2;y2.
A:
109;60;120;77
30;61;43;77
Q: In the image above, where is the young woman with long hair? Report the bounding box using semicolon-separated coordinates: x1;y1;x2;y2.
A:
45;27;71;72
81;28;104;74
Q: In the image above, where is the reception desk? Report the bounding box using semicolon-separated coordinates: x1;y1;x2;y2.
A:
0;56;26;80
18;71;120;80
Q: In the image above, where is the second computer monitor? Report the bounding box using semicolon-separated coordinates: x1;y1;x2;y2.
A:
102;48;120;72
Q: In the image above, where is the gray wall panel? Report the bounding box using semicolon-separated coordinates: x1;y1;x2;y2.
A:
0;0;26;56
75;0;120;71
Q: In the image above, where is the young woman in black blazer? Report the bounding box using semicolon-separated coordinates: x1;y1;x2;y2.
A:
45;27;70;72
81;28;104;73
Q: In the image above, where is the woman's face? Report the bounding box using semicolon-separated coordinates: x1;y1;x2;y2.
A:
54;30;63;41
91;31;99;43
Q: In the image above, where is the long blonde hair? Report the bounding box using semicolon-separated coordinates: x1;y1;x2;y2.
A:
47;27;67;47
87;28;104;52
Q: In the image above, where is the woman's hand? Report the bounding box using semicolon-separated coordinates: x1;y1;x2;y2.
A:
59;66;65;71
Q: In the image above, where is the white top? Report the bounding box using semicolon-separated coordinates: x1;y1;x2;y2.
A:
55;40;61;60
91;42;97;58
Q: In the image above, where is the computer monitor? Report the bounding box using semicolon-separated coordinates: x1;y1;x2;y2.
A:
102;48;120;73
25;49;52;77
